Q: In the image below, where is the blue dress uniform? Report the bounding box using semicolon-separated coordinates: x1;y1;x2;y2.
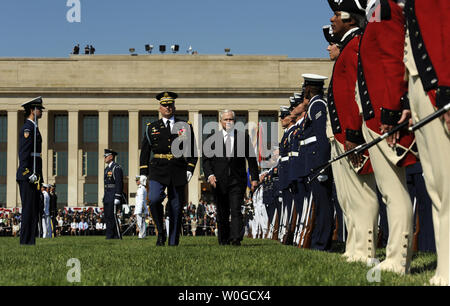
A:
16;97;44;245
103;149;124;239
139;92;198;246
406;162;436;253
278;110;296;242
287;116;308;244
263;167;279;232
300;74;334;251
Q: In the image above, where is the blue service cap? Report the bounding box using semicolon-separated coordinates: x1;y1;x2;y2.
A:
21;97;45;110
104;149;118;157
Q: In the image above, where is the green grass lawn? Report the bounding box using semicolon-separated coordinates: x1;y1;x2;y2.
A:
0;236;437;286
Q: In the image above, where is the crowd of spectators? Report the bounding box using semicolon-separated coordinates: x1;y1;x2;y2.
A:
0;200;218;238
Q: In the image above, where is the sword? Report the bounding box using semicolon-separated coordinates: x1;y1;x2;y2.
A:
309;102;450;183
114;205;122;240
122;217;138;236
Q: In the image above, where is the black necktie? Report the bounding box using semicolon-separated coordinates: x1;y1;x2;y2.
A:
166;120;171;132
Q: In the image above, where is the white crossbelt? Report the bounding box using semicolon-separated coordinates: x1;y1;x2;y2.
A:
300;136;317;146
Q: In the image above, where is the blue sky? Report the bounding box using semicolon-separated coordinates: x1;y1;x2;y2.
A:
0;0;333;58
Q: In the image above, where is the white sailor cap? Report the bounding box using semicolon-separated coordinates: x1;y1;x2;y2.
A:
302;74;328;87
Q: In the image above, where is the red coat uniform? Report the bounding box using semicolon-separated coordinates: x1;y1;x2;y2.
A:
358;0;417;167
405;0;450;108
328;28;373;174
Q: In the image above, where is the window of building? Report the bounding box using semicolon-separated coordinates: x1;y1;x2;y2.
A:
0;184;5;206
0;152;6;176
56;184;68;205
176;113;189;123
84;183;98;205
116;151;129;176
83;115;98;143
82;151;98;177
53;151;68;177
54;115;68;143
0;115;7;143
112;115;129;143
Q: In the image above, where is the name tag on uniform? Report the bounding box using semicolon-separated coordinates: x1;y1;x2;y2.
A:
315;111;322;120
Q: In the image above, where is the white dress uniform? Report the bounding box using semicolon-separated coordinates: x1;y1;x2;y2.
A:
41;188;52;238
253;185;268;239
135;176;149;238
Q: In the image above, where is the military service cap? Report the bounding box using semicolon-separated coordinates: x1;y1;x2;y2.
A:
21;97;45;110
156;91;178;105
279;106;291;119
302;74;328;87
104;149;118;157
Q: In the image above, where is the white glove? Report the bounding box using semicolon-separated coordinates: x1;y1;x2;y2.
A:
317;174;328;182
114;199;121;205
187;171;193;182
29;174;38;184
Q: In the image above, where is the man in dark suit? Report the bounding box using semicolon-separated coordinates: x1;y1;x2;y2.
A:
139;91;198;246
202;110;259;246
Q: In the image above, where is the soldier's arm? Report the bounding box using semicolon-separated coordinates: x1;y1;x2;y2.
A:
114;166;124;203
310;102;330;164
245;132;259;182
139;124;151;176
202;134;215;180
19;126;34;179
343;41;364;144
186;122;198;174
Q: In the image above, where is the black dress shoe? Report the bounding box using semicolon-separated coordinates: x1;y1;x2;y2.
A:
231;240;241;246
156;234;165;246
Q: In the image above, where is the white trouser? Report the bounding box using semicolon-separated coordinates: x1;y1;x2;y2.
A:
136;214;147;238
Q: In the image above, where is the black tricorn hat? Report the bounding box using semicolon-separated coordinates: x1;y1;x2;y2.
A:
21;97;45;110
104;149;118;157
323;25;340;44
156;91;178;105
328;0;367;15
